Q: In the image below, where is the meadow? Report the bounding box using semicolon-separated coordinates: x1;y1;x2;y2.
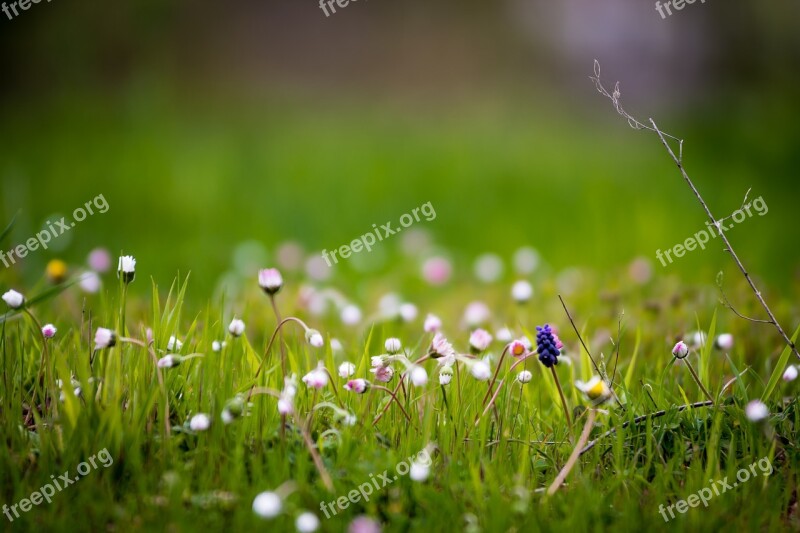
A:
1;225;799;531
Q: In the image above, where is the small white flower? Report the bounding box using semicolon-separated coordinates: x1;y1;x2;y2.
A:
469;329;493;352
305;329;324;348
745;400;769;422
714;333;734;351
439;366;453;385
474;253;504;283
399;303;418;322
117;255;136;283
212;340;224;352
157;355;180;369
42;324;57;339
385;338;402;354
517;370;533;384
330;338;343;352
342;413;357;426
277;398;293;415
424;313;442;333
470;360;491;381
228;318;246;337
495;327;513;343
167;335;183;351
296;512;320;533
340;304;362;326
338;361;356;378
94;327;116;349
409;366;428;387
79;271;102;294
409;461;430;482
2;289;24;309
783;365;798;382
463;301;490;327
686;331;707;349
253;491;282;519
189;413;211;432
511;280;533;303
513;246;540;274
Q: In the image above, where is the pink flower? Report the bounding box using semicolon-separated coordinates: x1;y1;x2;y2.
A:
421;257;452;286
469;329;493;352
348;516;382;533
423;314;442;333
552;333;564;350
508;340;527;358
258;268;283;295
463;301;490;327
370;365;394;383
42;324;57;339
87;248;112;273
431;333;456;361
344;379;368;394
302;366;329;389
672;341;689;359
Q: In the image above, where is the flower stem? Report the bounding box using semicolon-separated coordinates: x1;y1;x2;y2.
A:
683;358;714;404
25;308;54;416
269;294;287;381
550;366;572;428
372;385;412;423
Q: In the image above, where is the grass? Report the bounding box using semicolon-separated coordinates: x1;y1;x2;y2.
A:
1;254;799;532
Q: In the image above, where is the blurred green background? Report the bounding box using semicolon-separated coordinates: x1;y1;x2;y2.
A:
1;0;799;297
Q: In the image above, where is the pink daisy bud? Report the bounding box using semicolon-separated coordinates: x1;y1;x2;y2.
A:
228;318;246;337
469;329;493;352
94;327;116;349
783;365;798;382
42;324;57;339
423;313;442;333
714;333;734;351
745;400;768;422
348;516;382;533
302;366;329;389
344;379;368;394
384;338;402;354
371;365;394;383
672;341;689;359
157;355;180;369
305;329;324;348
421;256;452;286
338;361;356;378
258;268;283;295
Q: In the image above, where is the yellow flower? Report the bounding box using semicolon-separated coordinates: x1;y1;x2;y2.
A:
575;376;611;404
46;259;68;284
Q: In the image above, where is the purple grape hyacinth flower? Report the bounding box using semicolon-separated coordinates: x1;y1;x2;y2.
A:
536;324;561;368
